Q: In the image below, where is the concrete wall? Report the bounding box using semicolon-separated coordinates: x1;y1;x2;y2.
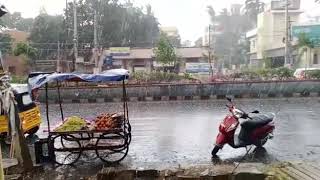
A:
38;80;320;103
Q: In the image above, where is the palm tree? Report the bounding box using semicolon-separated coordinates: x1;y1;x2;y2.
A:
207;5;215;23
296;33;314;70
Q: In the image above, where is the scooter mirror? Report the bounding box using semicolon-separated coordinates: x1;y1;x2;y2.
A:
251;110;259;114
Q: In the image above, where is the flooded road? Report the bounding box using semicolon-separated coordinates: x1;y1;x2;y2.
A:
39;98;320;169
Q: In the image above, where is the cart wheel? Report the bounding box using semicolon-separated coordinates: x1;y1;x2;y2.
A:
126;133;132;145
52;134;82;165
95;134;128;164
96;146;129;164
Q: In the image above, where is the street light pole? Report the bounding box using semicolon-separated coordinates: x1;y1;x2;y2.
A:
284;0;290;66
208;25;213;78
73;0;78;71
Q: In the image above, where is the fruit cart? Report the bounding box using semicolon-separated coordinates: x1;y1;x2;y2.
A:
28;69;131;165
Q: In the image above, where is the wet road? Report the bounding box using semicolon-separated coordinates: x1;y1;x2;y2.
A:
39;98;320;169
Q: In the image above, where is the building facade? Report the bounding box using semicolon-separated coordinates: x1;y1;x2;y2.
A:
99;47;208;73
246;1;302;67
291;23;320;68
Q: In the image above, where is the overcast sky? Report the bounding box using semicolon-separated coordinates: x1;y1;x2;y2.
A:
0;0;319;42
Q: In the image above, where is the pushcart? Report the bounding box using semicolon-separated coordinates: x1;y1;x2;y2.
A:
28;69;131;165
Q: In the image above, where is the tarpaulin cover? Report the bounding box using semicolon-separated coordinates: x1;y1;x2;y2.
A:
28;69;129;90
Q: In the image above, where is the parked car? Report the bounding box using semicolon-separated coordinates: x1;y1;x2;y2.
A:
294;68;320;80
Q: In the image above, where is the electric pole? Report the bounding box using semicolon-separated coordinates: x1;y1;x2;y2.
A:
284;0;290;66
73;0;78;71
57;41;61;72
93;0;100;71
208;25;213;78
94;3;98;49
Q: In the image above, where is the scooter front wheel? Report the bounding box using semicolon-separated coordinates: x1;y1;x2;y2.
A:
211;146;220;156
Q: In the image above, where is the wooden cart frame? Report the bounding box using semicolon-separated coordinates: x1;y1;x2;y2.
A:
29;70;131;165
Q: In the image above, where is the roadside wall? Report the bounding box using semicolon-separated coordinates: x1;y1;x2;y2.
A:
38;80;320;103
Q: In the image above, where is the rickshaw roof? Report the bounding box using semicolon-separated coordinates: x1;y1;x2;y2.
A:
28;69;129;90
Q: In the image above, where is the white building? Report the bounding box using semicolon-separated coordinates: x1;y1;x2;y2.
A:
246;0;303;67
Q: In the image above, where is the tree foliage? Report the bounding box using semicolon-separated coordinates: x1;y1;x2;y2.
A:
244;0;265;26
28;13;65;60
0;12;34;31
297;33;314;48
207;8;251;67
26;0;160;61
64;0;159;47
0;33;12;55
154;33;177;67
13;42;37;59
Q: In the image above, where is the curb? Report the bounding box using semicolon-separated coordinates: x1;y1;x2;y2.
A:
43;92;320;104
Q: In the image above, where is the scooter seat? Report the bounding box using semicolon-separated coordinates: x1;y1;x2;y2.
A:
241;113;274;129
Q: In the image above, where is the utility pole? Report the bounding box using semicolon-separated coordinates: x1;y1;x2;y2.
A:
93;0;98;67
208;25;213;78
57;41;61;72
73;0;78;71
94;3;98;49
284;0;290;66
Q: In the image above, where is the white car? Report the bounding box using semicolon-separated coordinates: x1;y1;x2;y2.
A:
294;68;320;79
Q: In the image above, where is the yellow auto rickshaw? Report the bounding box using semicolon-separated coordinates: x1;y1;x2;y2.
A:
0;83;41;136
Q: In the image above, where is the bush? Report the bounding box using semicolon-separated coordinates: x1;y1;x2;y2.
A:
240;70;260;80
235;67;294;81
273;67;294;80
307;70;320;79
131;72;184;83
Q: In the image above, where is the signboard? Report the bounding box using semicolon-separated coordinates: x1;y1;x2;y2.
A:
109;47;130;56
292;24;320;47
103;55;113;66
153;61;175;67
185;63;213;74
271;0;300;10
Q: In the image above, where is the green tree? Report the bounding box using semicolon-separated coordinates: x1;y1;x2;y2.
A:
28;13;65;60
207;6;215;23
64;0;159;47
295;33;314;68
13;42;38;67
245;0;265;26
0;12;34;32
154;33;177;71
207;8;251;68
13;42;37;58
0;33;12;55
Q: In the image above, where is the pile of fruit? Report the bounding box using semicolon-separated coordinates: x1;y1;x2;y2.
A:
54;116;88;132
93;113;123;130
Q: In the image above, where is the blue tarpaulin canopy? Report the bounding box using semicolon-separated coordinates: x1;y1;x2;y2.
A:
28;69;129;90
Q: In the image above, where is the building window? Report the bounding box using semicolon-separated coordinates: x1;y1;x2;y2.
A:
313;53;318;64
251;40;256;49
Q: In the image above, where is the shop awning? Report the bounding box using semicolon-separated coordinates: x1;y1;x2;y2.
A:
28;69;129;89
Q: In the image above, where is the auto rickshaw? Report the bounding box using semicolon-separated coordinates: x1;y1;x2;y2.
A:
0;83;41;136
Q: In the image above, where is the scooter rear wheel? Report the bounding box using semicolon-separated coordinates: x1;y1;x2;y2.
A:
255;137;268;147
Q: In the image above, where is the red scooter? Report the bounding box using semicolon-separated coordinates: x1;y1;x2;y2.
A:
211;98;275;156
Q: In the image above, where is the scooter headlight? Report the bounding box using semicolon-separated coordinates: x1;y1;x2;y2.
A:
233;108;244;118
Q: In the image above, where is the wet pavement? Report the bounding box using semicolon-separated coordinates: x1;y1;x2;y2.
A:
38;97;320;169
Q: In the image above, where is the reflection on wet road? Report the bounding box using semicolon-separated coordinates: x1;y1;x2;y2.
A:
39;98;320;168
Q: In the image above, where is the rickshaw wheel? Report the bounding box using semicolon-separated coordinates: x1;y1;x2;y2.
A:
52;134;82;165
95;133;128;164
